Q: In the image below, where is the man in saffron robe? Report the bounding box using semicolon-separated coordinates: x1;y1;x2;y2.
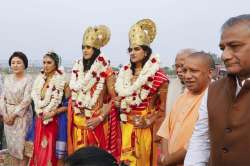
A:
157;52;214;166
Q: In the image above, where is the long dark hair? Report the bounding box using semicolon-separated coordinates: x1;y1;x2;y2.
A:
82;46;101;71
128;45;152;75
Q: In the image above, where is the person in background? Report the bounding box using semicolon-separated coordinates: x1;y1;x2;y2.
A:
165;49;196;113
0;73;3;95
0;72;4;150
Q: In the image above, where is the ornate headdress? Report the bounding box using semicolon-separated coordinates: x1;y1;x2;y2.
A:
83;25;111;49
129;19;157;48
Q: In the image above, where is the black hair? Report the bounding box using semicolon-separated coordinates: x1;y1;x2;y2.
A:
65;146;119;166
8;51;28;69
44;52;60;69
82;46;101;71
128;45;152;75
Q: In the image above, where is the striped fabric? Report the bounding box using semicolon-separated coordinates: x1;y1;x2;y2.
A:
130;69;169;111
106;103;121;161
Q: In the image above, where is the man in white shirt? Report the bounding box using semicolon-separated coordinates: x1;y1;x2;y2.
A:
185;14;250;166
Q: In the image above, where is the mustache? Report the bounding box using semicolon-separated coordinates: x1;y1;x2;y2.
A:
223;60;239;66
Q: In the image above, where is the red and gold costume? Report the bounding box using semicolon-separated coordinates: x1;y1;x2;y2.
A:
29;68;68;166
116;19;168;166
67;25;121;160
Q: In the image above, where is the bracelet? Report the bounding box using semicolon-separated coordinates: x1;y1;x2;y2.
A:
145;118;151;126
98;115;104;122
160;155;166;164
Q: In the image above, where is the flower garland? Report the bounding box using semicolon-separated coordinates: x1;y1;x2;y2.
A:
69;55;109;114
31;71;66;124
115;54;160;113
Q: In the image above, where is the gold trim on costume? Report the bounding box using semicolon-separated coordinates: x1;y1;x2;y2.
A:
47;160;52;166
41;136;48;149
24;141;34;158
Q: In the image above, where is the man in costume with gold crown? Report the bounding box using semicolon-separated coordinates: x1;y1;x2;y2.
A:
115;19;169;166
67;25;121;160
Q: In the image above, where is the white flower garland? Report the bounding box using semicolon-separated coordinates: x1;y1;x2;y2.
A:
31;71;66;124
69;55;109;114
115;54;160;112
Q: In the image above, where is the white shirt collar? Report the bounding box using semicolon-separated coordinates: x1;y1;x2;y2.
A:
236;77;250;95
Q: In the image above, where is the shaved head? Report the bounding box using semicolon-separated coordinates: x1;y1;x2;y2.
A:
183;51;213;94
187;51;215;70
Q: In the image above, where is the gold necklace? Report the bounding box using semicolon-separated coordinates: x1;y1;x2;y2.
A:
134;67;142;76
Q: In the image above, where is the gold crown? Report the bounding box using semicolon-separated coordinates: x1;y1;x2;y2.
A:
83;25;111;49
129;19;157;48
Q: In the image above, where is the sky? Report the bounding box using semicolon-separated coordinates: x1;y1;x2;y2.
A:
0;0;249;67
